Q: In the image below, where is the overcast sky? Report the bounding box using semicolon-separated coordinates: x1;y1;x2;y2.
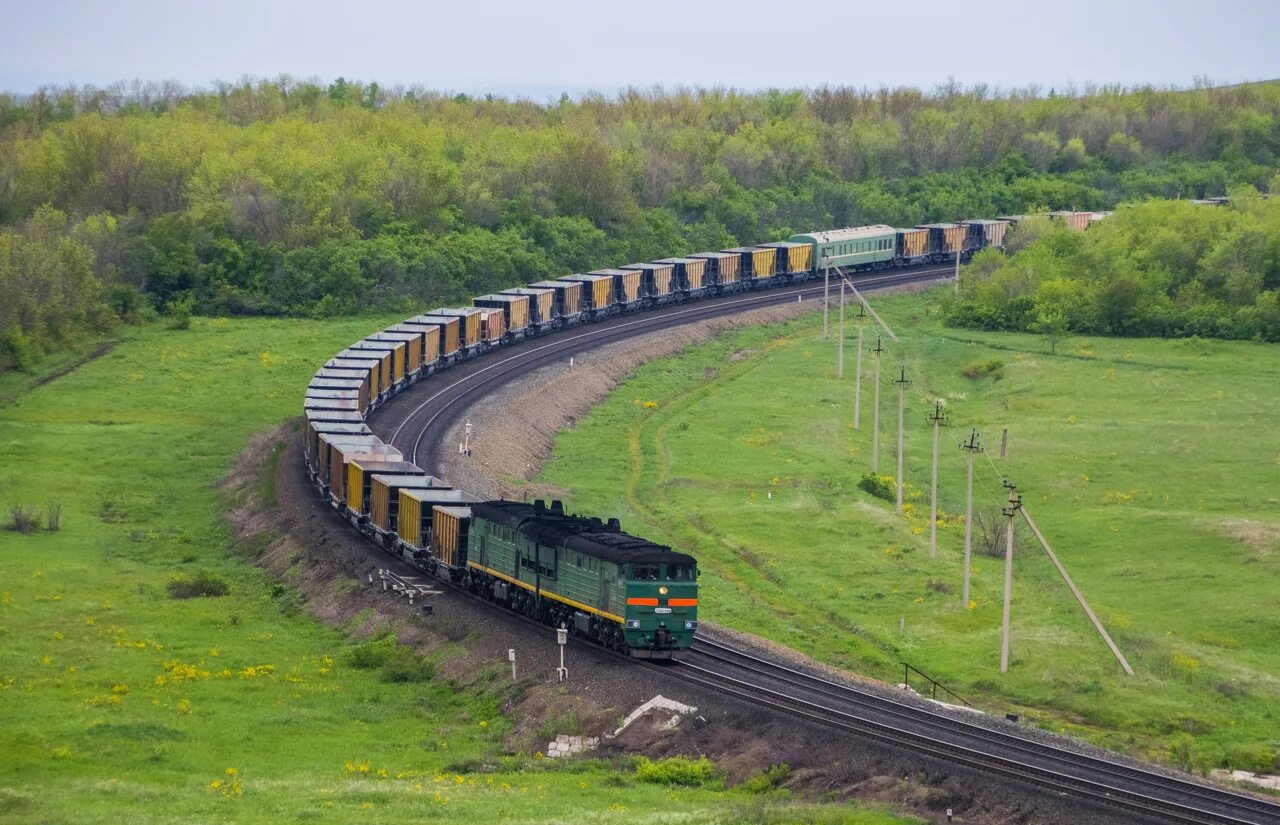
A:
5;0;1279;97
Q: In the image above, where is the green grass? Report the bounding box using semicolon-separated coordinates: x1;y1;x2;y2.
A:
0;317;917;824
539;287;1280;775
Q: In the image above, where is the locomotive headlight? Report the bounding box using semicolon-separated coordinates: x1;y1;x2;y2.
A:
658;586;668;595
684;621;696;630
627;620;641;629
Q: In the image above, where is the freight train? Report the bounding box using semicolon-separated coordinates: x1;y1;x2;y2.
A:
302;212;1100;657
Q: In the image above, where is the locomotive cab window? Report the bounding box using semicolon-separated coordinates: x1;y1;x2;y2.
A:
667;564;694;581
631;565;659;580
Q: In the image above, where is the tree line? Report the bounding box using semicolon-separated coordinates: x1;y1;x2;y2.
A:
2;78;1279;370
946;194;1280;343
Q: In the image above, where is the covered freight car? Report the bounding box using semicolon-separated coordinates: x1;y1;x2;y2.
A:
398;489;471;561
474;293;531;340
528;280;584;326
386;323;443;374
368;474;452;538
687;251;741;293
758;241;813;278
652;258;708;298
558;274;615;319
916;223;969;262
962;219;1009;251
591;269;643;312
620;262;676;305
406;314;462;364
501;288;556;334
432;308;483;356
721;246;777;288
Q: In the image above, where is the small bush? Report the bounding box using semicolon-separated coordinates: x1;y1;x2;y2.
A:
857;472;897;502
737;763;791;794
46;502;62;532
536;709;580;741
165;297;193;331
962;358;1005;379
7;504;40;534
925;578;951;594
636;755;719;787
1224;744;1277;774
167;570;230;599
344;633;434;683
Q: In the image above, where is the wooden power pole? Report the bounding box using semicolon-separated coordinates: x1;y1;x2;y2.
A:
853;305;866;430
960;429;982;607
894;366;910;515
822;260;830;340
837;280;845;378
871;337;884;473
927;400;946;560
1000;480;1022;674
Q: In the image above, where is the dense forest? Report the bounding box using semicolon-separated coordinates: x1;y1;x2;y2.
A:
2;78;1280;370
946;195;1280;342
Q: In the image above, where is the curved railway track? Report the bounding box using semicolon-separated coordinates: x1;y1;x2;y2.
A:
680;637;1277;825
355;265;1280;825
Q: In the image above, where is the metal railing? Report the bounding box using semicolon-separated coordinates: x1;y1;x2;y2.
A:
900;662;971;707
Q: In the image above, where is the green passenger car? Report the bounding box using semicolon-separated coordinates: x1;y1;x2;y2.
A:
464;500;697;658
789;224;898;271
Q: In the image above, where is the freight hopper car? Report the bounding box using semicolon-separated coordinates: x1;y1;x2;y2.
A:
428;500;697;657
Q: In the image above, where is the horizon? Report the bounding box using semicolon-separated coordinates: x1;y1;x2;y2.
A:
6;0;1279;98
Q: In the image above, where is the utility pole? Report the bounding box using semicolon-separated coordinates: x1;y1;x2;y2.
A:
927;400;947;560
954;245;962;297
894;366;910;515
871;337;885;473
837;279;846;378
1000;480;1022;674
853;305;866;429
823;259;830;340
960;430;982;607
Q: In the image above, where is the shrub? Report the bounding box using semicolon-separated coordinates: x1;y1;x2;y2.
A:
925;578;951;594
737;763;791;794
6;504;40;534
344;633;434;683
167;570;230;599
636;755;719;787
165;297;194;331
46;502;62;532
962;358;1005;379
1224;744;1277;774
857;472;896;502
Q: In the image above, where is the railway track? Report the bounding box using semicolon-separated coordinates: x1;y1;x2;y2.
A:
362;265;1280;825
680;637;1278;825
372;265;951;473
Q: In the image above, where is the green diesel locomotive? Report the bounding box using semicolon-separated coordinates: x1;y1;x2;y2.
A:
461;500;697;658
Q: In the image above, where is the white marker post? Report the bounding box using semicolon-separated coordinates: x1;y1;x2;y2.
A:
556;627;569;682
508;648;517;681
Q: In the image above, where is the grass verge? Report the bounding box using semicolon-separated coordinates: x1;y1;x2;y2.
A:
539;286;1280;775
0;316;918;823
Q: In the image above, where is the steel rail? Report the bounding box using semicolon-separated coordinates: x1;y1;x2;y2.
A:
347;262;1280;824
672;663;1261;825
687;637;1278;823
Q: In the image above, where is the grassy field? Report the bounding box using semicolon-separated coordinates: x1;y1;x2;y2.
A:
539;287;1280;775
0;317;916;824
